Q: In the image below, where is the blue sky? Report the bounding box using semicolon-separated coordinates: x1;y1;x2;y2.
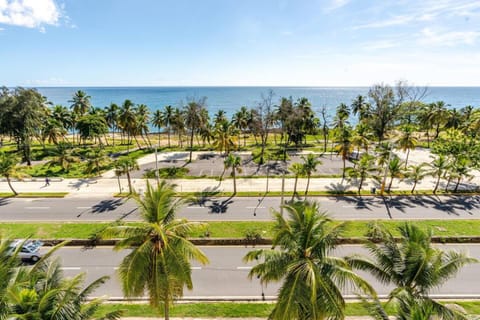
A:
1;0;479;86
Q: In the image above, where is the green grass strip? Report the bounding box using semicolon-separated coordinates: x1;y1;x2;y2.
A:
2;219;480;239
96;301;480;318
0;192;68;198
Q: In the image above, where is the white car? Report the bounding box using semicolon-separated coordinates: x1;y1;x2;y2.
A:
8;239;44;262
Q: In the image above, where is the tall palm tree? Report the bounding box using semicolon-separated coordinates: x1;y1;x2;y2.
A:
213;120;237;155
161;105;174;148
171;108;185;147
184;99;207;162
244;201;374;320
430;154;449;194
301;154;322;196
346;153;376;194
0;152;21;195
69;90;91;145
386;155;404;192
351;95;370;123
118;99;137;148
289;162;304;201
232;106;250;147
101;181;209;319
136;104;152;147
347;223;477;320
224;153;242;195
114;156;139;194
152;109;164;146
335;126;353;179
0;238;20;319
84;148;111;177
395;125;418;168
406;163;428;194
47;142;80;173
105;103;119;146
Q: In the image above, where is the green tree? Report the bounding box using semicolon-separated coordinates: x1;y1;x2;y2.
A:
386;155;405;192
395;125;417;168
224;153;242;195
105;103;120;146
102;181;208;319
213;120;237;155
347;223;477;320
76;114;109;145
118;99;137;148
289;162;304;201
406;163;428;194
84;148;111;177
429;154;449;194
161;105;174;148
232;106;250;147
184;98;207;162
152;109;164;146
244;201;373;320
335;126;353;179
301;153;322;196
47;142;80;173
0;152;21;195
114;156;139;194
346;154;376;194
0;238;20;319
69;90;91;117
136;104;152;147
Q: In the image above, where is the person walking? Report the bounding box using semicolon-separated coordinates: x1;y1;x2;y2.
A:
45;177;50;186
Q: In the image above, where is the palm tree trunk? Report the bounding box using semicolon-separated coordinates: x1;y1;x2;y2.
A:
433;176;441;194
126;171;133;194
6;176;17;195
292;175;298;201
358;177;364;194
189;130;194;162
164;299;170;320
445;176;452;192
342;158;346;179
405;148;410;169
232;168;237;195
411;181;417;194
117;175;122;194
167;127;171;148
134;135;142;149
305;175;311;196
454;177;461;192
388;176;394;192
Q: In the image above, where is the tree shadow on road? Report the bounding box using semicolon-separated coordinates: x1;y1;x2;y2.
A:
91;198;125;213
0;197;11;206
208;196;234;214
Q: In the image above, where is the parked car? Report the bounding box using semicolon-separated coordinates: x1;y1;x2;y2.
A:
348;151;364;161
8;239;44;262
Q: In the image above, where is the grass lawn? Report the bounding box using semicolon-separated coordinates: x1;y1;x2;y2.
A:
2;219;480;239
97;301;480;318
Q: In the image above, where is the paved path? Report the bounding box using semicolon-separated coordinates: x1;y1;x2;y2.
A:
1;149;479;197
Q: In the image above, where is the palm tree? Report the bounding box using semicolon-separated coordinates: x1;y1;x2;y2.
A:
47;142;80;172
451;157;473;192
351;95;370;123
430;154;449;194
152;109;164;146
213;120;237;155
301;154;322;196
386;155;404;192
335;126;353;179
161;105;174;148
84;148;111;177
289;162;304;201
224;153;242;195
118;99;137;148
0;152;21;195
69;90;91;145
114;156;139;194
232;106;250;147
0;238;20;319
346;154;376;194
101;181;209;319
347;223;477;320
184;99;207;162
395;125;417;168
136;104;152;147
244;201;374;320
105;103;119;146
41;118;67;146
406;163;428;193
171;108;185;147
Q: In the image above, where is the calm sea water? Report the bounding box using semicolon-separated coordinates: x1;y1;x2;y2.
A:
35;87;480;118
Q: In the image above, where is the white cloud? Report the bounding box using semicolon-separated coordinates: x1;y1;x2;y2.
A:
0;0;61;30
324;0;350;13
419;27;480;46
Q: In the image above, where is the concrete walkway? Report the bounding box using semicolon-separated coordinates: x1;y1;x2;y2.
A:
1;149;479;197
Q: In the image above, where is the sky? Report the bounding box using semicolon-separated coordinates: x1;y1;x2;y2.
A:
1;0;479;87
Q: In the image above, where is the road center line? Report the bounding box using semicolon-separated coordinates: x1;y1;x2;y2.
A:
236;266;252;270
60;267;81;270
76;207;91;209
191;266;202;270
25;207;51;210
187;206;204;209
246;206;265;209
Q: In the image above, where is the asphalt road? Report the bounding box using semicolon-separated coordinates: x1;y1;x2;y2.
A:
53;244;480;300
1;195;479;222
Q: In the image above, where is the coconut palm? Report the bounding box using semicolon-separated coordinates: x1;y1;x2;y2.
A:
351;95;370;123
395;125;417;168
301;154;322;196
335;126;353;179
161;105;174;148
451;157;473;192
171;108;185;147
118;99;137;148
105;103;119;146
101;181;208;319
152;109;164;146
244;201;374;320
114;156;139;194
41;118;67;146
346;154;376;194
232;106;250;147
84;148;111;177
386;155;404;192
184;99;207;162
69;90;91;117
0;152;21;195
406;163;428;194
47;142;80;173
213;120;238;155
430;154;449;194
347;223;477;320
224;153;242;195
136;104;152;147
289;162;305;201
0;238;20;320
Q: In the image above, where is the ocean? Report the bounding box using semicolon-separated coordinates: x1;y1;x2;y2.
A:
35;86;480;118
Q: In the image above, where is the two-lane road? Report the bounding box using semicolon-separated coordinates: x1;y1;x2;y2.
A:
1;195;480;221
54;244;480;300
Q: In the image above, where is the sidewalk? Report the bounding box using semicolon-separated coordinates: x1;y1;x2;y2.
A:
1;150;479;197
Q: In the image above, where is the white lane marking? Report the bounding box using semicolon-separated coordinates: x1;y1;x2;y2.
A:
191;266;202;270
60;267;81;270
25;207;50;210
342;205;366;208
246;206;265;209
236;266;252;270
187;206;204;209
76;207;91;209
